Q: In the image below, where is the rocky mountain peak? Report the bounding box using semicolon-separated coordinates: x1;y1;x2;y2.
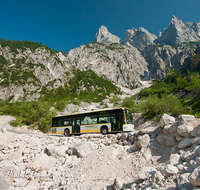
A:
93;25;121;43
123;27;157;51
154;15;200;45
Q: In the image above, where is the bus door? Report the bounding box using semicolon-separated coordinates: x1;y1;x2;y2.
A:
111;114;116;131
116;112;123;131
72;115;81;133
111;113;123;131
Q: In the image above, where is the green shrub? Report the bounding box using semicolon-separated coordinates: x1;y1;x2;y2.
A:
139;94;184;119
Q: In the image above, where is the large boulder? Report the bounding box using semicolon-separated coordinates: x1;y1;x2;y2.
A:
170;154;182;165
178;138;192;149
178;114;195;125
177;124;193;137
165;134;177;147
191;125;200;137
156;133;166;144
138;167;156;180
161;164;179;177
68;142;94;158
44;144;68;158
188;166;200;186
137;134;150;149
177;173;194;190
160;114;175;128
29;154;56;170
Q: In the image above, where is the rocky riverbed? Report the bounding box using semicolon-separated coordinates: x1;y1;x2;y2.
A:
0;114;200;190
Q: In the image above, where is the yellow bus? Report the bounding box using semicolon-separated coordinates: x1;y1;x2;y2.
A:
50;107;134;136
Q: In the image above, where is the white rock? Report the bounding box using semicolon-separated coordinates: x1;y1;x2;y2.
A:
177;124;193;137
178;138;192;149
170;154;182;165
137;134;150;149
178;114;195;125
29;154;56;170
68;142;94;158
177;173;194;190
152;170;164;184
191;125;200;137
160;114;175;128
161;164;178;177
138;167;156;180
188;166;200;186
44;144;68;158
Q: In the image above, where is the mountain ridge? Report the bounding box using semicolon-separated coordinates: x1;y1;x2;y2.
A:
0;16;199;102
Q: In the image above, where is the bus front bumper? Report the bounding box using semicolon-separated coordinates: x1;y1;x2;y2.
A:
123;124;134;132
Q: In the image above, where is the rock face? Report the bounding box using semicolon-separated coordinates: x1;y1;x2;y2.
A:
94;25;121;43
67;42;149;88
123;27;157;51
0;16;199;102
155;15;200;45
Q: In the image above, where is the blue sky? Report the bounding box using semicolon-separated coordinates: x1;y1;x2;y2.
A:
0;0;199;52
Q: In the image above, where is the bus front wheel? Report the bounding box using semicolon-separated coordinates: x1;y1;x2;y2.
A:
64;129;70;137
101;126;108;135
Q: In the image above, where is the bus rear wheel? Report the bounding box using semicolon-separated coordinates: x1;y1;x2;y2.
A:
64;129;70;137
101;126;108;135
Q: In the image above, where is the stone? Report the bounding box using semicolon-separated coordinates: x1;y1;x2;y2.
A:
177;173;194;190
154;126;162;135
101;99;109;105
138;167;156;180
178;138;192;149
163;124;171;135
29;153;56;170
1;128;7;133
152;171;164;184
137;134;150;149
44;144;68;158
188;166;200;186
0;178;9;190
165;134;177;147
177;164;184;171
169;122;178;134
156;133;166;144
191;137;200;145
160;114;175;128
161;164;179;177
68;142;94;158
191;125;200;137
177;124;193;137
194;145;200;157
112;178;123;190
170;154;182;165
121;133;128;141
174;132;183;142
178;114;195;125
131;144;139;152
196;157;200;166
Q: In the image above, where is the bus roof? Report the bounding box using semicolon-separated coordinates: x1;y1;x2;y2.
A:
52;107;131;118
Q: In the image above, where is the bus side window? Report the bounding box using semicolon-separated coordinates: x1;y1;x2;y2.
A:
58;119;62;126
99;114;110;123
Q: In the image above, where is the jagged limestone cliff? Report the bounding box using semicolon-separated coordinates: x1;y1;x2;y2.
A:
0;16;199;102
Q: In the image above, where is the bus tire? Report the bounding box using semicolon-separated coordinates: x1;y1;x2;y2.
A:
64;128;70;137
101;126;108;135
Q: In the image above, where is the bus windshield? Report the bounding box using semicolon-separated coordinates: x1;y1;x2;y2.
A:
125;109;133;124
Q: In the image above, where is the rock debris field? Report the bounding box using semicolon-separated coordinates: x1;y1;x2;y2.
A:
1;114;200;190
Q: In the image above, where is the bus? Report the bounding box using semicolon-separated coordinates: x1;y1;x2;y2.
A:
50;107;134;136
